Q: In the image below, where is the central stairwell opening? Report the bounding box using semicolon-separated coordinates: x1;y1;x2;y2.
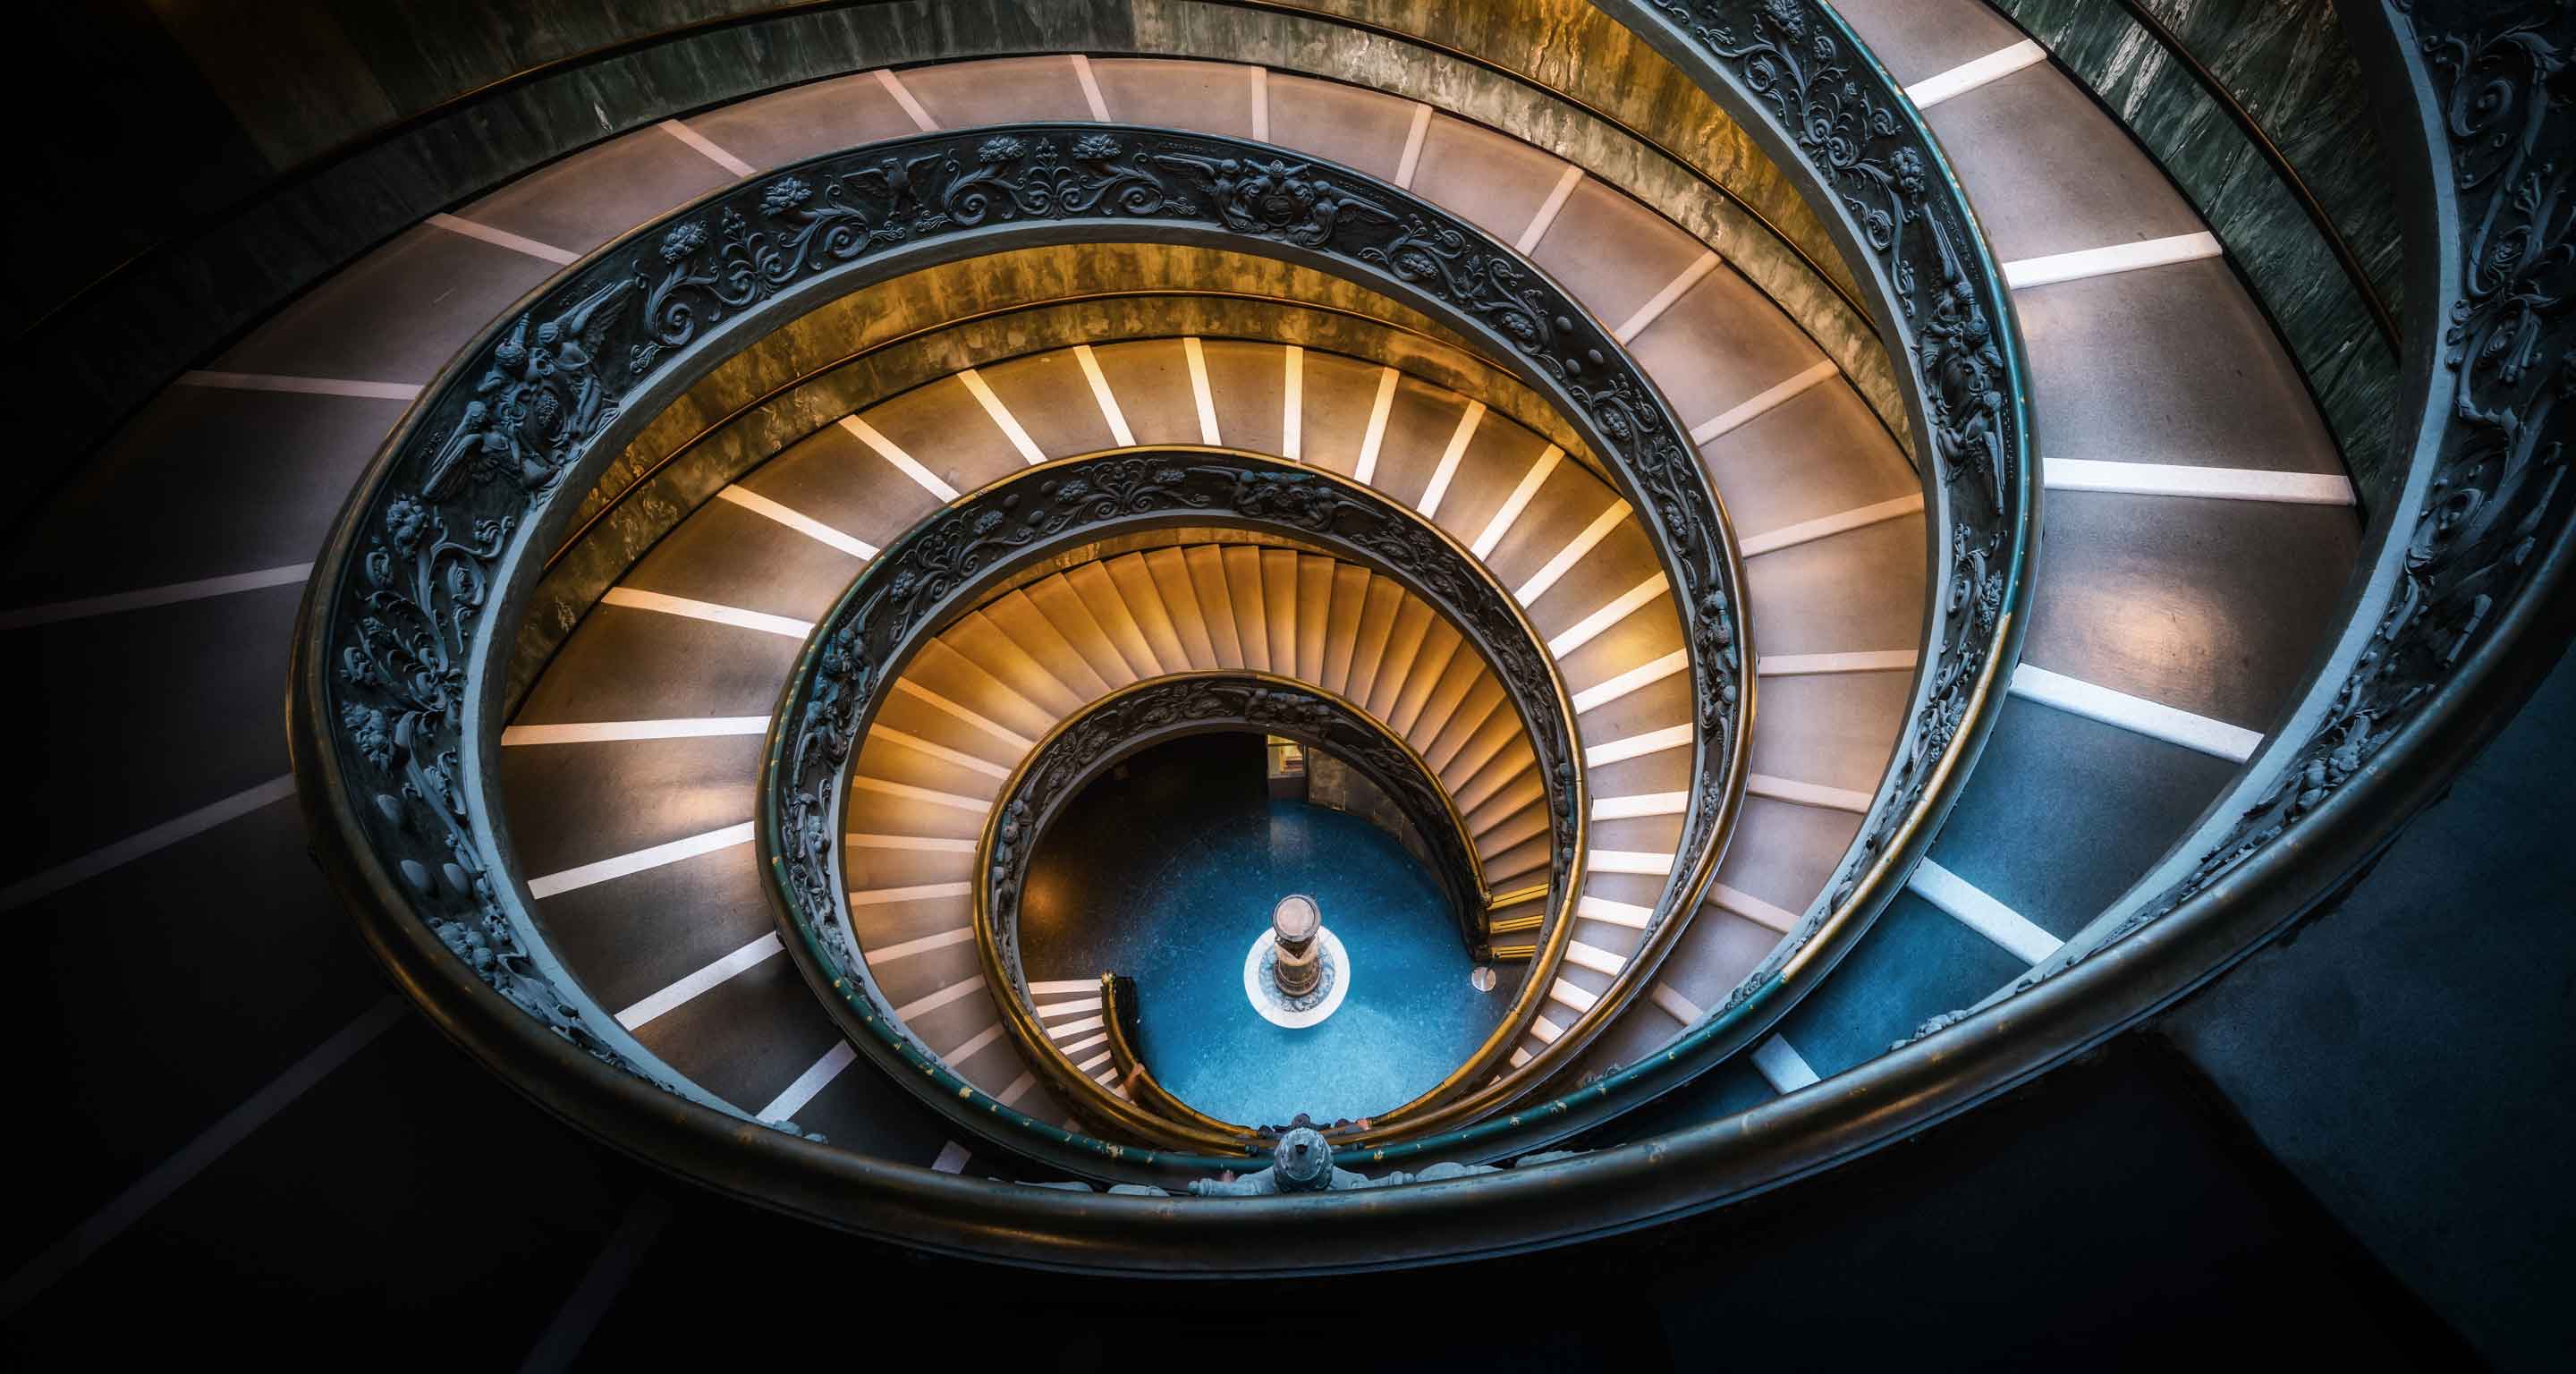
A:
1021;731;1507;1127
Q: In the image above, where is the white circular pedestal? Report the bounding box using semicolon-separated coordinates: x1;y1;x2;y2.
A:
1242;925;1351;1029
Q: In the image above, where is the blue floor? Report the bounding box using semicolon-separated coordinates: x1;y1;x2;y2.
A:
1020;734;1504;1125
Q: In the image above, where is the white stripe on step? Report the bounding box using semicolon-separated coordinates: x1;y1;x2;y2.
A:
1592;792;1686;821
2003;232;2223;290
1549;573;1669;658
1517;500;1633;604
843;833;977;853
758;1042;855;1121
1516;165;1583;253
846;880;973;907
1710;882;1800;934
1747;774;1874;814
959;369;1048;465
1470;445;1563;560
1614;251;1719;343
1072;55;1111;121
1910;859;2063;965
1550;978;1601;1014
874;69;936;131
1394;103;1432;187
714;485;877;558
1576;894;1653;929
1690;360;1836;445
2044;457;2355;505
1572;650;1686;714
869;926;975;963
1904;38;2049;108
1353;367;1400;485
176;370;420;401
0;775;296;914
1026;980;1097;996
528;822;753;900
502;717;769;747
1182;336;1222;445
658;118;755;176
945;1022;1009;1064
615;931;782;1029
1750;1035;1819;1092
2010;663;2263;761
1416;402;1485;520
1282;345;1304;462
1650;982;1704;1023
894;976;985;1021
839;414;959;501
1072;344;1136;447
426;212;577;265
931;1141;971;1174
1589;848;1678;875
1565;941;1628;977
1758;649;1918;676
0;564;311;632
893;679;1037;752
871;725;1010;779
1739;494;1923;557
598;587;813;639
1584;723;1692;768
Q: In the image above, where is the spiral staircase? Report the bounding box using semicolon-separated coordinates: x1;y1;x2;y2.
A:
4;0;2567;1363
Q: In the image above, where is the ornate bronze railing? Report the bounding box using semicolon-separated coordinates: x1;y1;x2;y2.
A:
290;0;2062;1234
297;114;1789;1176
759;451;1589;1174
973;669;1503;1144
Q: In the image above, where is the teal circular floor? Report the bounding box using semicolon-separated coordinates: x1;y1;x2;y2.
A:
1019;734;1506;1124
